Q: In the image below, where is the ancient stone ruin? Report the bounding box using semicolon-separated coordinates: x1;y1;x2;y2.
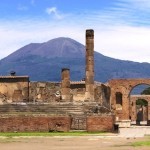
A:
0;29;150;134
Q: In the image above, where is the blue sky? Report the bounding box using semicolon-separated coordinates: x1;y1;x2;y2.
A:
1;0;150;62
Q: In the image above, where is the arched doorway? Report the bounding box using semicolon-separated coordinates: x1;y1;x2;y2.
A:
109;78;150;121
129;84;150;125
136;99;148;124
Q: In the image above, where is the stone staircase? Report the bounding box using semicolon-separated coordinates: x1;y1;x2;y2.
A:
0;103;112;131
0;102;111;117
0;103;85;115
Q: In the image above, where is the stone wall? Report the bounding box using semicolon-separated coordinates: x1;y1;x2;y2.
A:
94;84;110;108
0;76;29;104
70;83;85;102
0;115;71;132
29;82;86;103
29;82;110;104
0;75;111;104
86;115;115;132
29;82;61;102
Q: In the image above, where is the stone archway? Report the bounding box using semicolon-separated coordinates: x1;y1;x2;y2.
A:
108;78;150;121
130;95;150;124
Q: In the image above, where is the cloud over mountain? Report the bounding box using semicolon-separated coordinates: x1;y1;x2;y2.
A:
1;37;150;82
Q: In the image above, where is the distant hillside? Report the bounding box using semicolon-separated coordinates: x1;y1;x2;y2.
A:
0;37;150;82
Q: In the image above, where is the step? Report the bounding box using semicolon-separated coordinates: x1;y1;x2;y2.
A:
0;104;85;115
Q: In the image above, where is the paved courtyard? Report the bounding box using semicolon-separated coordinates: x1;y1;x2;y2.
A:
0;136;149;150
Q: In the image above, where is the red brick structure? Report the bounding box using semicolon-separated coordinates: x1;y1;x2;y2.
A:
0;115;71;132
87;115;115;132
130;95;150;121
109;79;150;121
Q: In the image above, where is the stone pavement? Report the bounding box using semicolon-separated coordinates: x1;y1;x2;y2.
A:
118;126;150;137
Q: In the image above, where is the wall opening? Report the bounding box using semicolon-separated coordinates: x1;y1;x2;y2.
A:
129;84;150;125
136;99;148;124
116;92;122;110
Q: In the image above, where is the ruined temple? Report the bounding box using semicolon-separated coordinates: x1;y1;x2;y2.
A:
0;29;150;134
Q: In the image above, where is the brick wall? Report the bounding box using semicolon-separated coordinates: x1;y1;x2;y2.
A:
87;115;115;132
0;115;71;132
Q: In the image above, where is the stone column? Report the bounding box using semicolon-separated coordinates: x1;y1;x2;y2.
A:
131;100;137;121
148;102;150;125
85;29;94;101
61;68;70;101
148;102;150;120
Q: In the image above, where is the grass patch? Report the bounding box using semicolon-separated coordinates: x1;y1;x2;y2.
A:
131;141;150;147
0;131;107;137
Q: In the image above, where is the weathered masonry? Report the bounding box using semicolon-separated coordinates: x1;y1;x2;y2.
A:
0;76;29;103
0;29;150;132
109;79;150;122
85;29;94;101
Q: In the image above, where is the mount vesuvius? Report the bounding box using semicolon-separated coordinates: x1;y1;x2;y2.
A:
0;37;150;82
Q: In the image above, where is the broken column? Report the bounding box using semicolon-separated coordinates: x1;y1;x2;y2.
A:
85;29;94;101
61;68;70;101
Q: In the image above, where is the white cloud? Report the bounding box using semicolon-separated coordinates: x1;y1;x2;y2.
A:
0;19;150;63
100;0;150;26
117;0;150;13
46;7;56;14
0;20;84;59
94;26;150;63
126;0;150;8
1;1;150;63
45;7;65;20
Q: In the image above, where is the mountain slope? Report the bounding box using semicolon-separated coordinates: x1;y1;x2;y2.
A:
2;37;84;62
0;37;150;82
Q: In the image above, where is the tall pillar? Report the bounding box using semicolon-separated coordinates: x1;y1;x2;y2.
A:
85;29;94;101
61;68;70;101
148;102;150;120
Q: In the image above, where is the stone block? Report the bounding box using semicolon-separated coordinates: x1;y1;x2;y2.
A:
37;82;46;88
115;120;131;128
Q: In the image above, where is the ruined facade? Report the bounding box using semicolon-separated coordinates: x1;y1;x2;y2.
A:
0;29;150;132
0;76;29;104
130;95;150;122
109;79;150;122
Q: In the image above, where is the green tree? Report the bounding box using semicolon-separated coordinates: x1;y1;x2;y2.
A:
141;87;150;95
135;87;150;106
136;99;148;106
